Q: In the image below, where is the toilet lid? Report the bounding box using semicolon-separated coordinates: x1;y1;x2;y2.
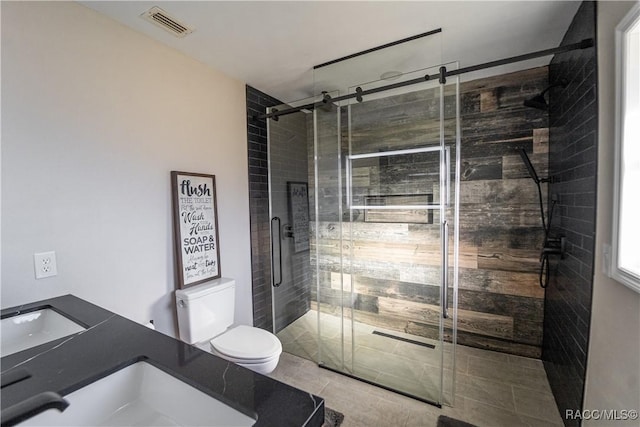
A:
210;325;282;360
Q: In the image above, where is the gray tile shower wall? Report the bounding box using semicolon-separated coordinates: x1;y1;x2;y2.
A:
545;2;597;425
268;109;312;332
246;86;312;332
246;85;281;331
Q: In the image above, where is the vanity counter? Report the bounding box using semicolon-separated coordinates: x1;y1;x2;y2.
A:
0;295;324;426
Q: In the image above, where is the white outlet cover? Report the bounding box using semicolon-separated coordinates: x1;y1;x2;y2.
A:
34;251;57;279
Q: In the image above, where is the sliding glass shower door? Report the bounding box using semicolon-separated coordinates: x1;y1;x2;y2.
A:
314;65;460;405
266;61;460;406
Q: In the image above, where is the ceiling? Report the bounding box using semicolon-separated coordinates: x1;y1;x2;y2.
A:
82;1;582;103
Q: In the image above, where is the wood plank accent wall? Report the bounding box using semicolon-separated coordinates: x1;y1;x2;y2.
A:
458;67;549;357
311;67;550;358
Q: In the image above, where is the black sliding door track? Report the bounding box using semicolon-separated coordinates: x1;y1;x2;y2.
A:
256;38;594;121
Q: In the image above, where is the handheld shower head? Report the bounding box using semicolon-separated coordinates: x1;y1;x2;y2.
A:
518;149;540;183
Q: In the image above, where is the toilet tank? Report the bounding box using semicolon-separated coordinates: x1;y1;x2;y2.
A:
175;278;235;344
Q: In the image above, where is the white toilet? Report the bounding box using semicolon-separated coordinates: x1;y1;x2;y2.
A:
175;278;282;375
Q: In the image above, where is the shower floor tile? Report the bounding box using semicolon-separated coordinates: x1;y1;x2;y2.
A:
273;310;563;427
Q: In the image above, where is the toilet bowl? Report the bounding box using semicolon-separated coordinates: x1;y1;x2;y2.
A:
175;278;282;375
209;325;281;375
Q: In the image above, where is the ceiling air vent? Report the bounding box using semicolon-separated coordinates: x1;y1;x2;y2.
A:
140;6;194;38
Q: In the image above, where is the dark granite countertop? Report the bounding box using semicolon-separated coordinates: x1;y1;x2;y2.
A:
0;295;324;426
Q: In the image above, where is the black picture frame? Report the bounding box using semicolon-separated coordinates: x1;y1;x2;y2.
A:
171;171;221;289
287;181;310;253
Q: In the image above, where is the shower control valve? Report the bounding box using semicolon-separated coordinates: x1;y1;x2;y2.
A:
540;236;566;260
282;224;294;239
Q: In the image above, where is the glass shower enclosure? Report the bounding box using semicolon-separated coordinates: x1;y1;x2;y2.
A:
267;38;460;406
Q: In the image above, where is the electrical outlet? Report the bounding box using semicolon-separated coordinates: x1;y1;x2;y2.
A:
34;251;57;279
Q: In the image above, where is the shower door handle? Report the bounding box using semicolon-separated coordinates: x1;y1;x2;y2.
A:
444;146;450;207
442;220;449;319
271;217;283;287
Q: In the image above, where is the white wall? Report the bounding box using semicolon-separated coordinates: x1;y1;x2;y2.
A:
1;1;252;336
585;1;640;423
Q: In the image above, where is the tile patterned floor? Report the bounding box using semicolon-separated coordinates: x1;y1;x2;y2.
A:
270;311;563;427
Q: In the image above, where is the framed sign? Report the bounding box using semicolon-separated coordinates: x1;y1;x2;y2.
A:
171;171;221;288
287;181;310;253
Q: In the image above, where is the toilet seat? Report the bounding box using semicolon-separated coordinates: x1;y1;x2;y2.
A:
210;349;281;366
210;325;282;362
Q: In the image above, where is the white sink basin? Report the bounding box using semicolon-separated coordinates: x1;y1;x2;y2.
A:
1;309;86;357
20;361;256;426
